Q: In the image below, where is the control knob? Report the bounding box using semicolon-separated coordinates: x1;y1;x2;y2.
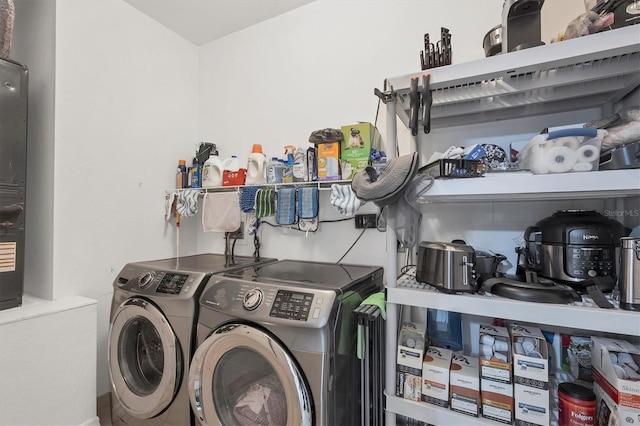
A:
138;271;155;289
243;288;263;311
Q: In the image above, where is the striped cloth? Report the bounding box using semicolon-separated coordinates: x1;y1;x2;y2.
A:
176;189;202;217
276;188;296;225
255;188;275;218
330;184;365;216
297;187;318;219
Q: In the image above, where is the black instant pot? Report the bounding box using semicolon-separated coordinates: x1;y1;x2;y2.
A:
522;210;630;289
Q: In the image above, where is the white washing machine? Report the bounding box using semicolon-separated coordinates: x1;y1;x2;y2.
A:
188;260;384;426
108;253;276;426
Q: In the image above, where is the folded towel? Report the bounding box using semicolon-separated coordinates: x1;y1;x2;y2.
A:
330;184;365;216
297;187;318;219
176;189;202;217
240;186;260;212
164;192;177;222
276;188;296;225
255;188;275;218
202;192;241;232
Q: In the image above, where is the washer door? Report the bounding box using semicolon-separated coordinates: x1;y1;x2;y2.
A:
189;323;313;425
108;297;182;419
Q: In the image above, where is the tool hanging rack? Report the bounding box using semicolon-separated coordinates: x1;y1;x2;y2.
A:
420;27;452;70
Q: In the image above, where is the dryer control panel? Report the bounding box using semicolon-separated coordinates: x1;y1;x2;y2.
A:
269;290;314;321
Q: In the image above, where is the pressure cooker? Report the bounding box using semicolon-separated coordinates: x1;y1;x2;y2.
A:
523;210;630;288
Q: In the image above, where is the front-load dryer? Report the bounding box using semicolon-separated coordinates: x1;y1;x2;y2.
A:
188;260;384;426
108;253;276;426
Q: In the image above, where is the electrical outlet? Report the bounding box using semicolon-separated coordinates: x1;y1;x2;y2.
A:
354;214;377;229
224;220;247;244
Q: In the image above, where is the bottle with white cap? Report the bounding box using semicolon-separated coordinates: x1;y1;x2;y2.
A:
202;150;223;188
245;144;267;185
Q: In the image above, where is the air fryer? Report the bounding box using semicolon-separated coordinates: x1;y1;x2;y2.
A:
521;210;630;291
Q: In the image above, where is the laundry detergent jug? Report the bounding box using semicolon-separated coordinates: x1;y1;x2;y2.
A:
246;144;267;185
202;153;223;188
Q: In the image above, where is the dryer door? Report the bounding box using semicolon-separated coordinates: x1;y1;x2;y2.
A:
189;323;313;425
108;297;182;419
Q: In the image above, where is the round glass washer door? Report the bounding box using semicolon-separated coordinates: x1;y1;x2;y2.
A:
189;323;313;426
108;297;182;419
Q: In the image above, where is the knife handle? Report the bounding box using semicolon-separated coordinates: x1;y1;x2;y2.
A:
409;77;419;136
422;73;432;134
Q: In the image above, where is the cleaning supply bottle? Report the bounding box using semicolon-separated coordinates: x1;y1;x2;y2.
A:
283;146;295;183
266;157;280;184
292;146;308;182
202;151;223;188
246;144;267;185
189;157;201;188
176;159;187;189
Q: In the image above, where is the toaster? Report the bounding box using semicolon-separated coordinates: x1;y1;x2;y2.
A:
416;241;478;293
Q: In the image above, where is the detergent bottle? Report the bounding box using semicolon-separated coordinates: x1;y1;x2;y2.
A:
283;146;295;183
202;150;223;188
245;144;267;185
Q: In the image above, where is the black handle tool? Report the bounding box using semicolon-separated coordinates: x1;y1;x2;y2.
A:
422;73;432;134
409;77;420;136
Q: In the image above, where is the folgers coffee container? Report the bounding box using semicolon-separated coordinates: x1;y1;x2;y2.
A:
558;382;596;426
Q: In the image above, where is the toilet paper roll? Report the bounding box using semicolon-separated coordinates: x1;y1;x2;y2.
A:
543;146;577;173
480;334;496;346
553;136;580;150
480;344;494;359
493;351;508;362
572;162;594;172
514;342;525;355
576;144;599;163
612;364;628;379
493;338;509;352
609;353;618;365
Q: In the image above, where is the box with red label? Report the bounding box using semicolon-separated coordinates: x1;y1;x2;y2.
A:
449;354;480;417
223;168;247;186
591;337;640;426
421;345;453;408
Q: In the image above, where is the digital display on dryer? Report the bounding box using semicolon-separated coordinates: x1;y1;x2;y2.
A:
156;273;188;294
270;290;313;320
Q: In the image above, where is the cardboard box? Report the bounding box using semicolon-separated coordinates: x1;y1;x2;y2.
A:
591;337;640;426
481;379;514;424
449;354;480;417
396;322;427;400
315;141;341;181
340;122;374;180
421;346;453;407
479;324;512;384
509;323;550;426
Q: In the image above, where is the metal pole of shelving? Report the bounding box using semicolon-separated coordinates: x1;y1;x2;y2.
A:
385;91;399;426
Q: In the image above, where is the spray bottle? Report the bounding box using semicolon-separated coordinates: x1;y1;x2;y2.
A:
283;145;295;183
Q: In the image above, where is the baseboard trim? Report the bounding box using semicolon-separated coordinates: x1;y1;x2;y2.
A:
79;415;100;426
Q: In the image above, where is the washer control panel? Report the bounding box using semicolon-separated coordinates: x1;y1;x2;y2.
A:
156;273;189;294
269;290;314;321
201;278;337;328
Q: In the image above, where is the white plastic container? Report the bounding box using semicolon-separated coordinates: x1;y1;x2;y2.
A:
246;144;267;185
223;155;240;172
202;153;223;188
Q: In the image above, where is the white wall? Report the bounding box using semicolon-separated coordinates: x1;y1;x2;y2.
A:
194;0;511;265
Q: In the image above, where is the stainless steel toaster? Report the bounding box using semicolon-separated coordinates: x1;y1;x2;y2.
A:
416;241;478;293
